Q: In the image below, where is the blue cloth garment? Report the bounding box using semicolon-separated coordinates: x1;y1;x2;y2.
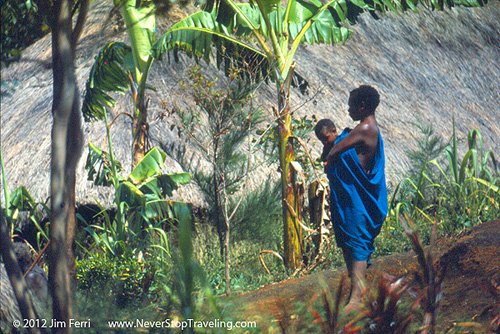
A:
326;128;388;262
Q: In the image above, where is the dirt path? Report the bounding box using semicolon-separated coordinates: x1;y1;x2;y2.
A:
225;220;499;333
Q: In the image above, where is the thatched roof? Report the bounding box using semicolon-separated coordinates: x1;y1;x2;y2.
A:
1;0;499;206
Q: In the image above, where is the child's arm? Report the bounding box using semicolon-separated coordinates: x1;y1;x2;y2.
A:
320;142;334;162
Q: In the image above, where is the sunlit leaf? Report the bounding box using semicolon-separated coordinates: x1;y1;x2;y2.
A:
128;146;167;184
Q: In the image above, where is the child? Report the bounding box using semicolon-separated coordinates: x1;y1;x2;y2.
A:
315;85;388;311
314;118;338;163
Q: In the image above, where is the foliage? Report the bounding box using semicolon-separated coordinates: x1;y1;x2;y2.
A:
397;122;499;235
257;114;323;179
170;205;217;325
305;276;348;334
349;278;417;334
75;205;223;332
8;187;50;249
399;214;442;334
192;223;287;294
406;121;448;179
1;150;49;250
153;0;483;270
277;274;416;333
84;115;191;256
0;0;50;65
167;65;266;293
82;42;134;122
173;65;263;239
76;251;154;307
82;0;158;166
231;178;282;245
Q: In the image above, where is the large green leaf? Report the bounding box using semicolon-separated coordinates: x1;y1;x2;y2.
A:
118;0;156;82
82;42;134;122
142;196;169;221
288;0;352;45
160;173;192;196
253;0;280;17
140;172;191;197
85;142;123;187
160;0;484;65
128;146;167;184
154;9;263;61
116;181;144;208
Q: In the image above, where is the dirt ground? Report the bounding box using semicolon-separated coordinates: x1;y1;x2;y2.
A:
225;220;499;333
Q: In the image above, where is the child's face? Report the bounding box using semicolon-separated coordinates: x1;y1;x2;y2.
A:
318;129;337;145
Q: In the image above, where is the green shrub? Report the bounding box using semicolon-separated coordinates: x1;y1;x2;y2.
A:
192;223;287;294
1;0;50;65
393;122;498;238
76;252;154;307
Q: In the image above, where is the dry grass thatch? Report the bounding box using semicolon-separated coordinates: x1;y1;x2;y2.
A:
0;0;499;206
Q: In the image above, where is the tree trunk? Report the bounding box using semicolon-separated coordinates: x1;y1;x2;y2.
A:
224;217;231;295
307;180;330;262
49;0;85;332
277;67;303;270
132;99;148;167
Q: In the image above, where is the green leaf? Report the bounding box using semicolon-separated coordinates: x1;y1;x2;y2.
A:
289;1;352;45
119;0;156;79
173;201;193;259
349;0;373;10
253;0;280;16
116;181;144;208
140;172;192;198
473;177;500;194
128;146;167;184
154;9;263;60
159;172;192;196
85;142;123;187
82;42;133;122
288;0;317;24
10;186;36;212
142;197;169;221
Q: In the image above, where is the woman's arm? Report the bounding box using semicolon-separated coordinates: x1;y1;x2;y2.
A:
325;125;369;164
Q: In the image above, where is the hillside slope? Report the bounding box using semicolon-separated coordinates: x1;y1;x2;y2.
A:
1;1;498;205
226;220;499;333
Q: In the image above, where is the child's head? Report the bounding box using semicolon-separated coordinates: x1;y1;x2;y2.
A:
315;119;337;145
348;85;380;120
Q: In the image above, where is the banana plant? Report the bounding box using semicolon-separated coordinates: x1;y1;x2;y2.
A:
152;0;483;269
86;144;192;256
82;0;156;167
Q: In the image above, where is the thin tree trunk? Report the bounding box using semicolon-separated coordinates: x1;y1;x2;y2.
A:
49;0;85;332
224;217;231;295
132;99;148;167
212;141;226;257
65;96;80;284
277;66;303;270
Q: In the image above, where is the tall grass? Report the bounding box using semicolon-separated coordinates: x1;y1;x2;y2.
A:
394;122;498;238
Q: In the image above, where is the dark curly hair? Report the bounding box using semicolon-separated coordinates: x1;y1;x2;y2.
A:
349;85;380;114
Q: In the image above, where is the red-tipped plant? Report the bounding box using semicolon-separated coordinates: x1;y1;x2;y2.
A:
400;214;444;334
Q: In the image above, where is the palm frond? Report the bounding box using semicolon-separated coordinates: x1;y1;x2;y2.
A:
153;9;270;82
82;42;134;122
